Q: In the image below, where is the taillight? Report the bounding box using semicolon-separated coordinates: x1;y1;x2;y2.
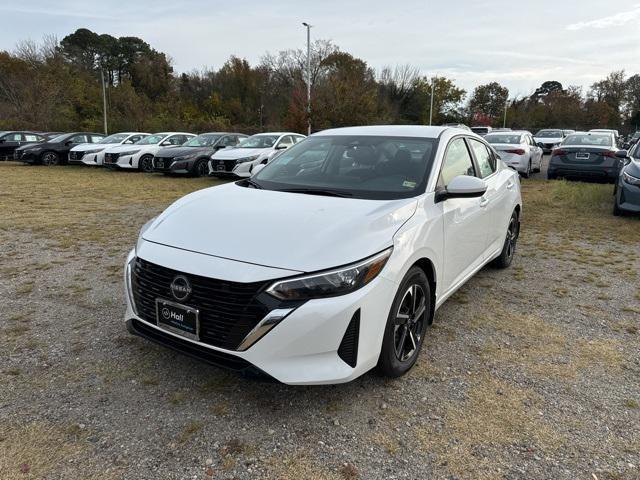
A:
553;149;566;156
505;148;525;155
602;151;617;158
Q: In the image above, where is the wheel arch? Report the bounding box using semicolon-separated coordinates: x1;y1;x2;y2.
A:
409;257;436;325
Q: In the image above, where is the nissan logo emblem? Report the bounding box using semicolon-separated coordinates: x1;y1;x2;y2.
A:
170;275;192;301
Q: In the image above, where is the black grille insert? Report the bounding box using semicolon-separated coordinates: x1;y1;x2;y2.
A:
131;258;271;350
338;310;360;368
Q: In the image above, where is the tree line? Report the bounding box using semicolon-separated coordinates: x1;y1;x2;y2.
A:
1;28;639;135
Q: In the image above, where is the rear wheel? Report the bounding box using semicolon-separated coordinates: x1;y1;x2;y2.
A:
139;155;153;173
522;161;531;178
40;151;60;166
613;189;624;216
193;158;209;177
377;267;431;378
492;210;519;269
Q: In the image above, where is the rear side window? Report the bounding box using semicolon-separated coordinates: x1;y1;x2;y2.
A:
439;138;476;186
24;134;40;141
468;139;496;178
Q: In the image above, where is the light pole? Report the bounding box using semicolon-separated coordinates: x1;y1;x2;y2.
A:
429;76;435;126
100;68;108;135
302;22;312;135
503;98;508;128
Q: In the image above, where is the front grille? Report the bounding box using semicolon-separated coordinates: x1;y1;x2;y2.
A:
153;157;173;172
338;310;360;368
212;159;237;172
14;150;23;160
104;152;119;164
69;151;85;160
131;258;271;350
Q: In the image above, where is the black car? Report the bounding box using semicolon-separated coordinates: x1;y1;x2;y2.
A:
14;132;105;166
152;132;247;176
0;131;46;160
547;132;627;183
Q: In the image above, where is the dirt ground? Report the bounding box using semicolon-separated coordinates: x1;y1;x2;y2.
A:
0;161;639;480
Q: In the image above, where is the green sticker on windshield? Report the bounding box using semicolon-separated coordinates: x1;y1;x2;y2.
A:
402;180;416;188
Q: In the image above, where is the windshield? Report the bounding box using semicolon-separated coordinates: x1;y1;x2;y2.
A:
99;133;129;144
536;129;563;138
238;135;279;148
183;134;222;147
562;134;612;147
136;134;166;145
485;134;522;145
251;135;437;200
48;134;70;143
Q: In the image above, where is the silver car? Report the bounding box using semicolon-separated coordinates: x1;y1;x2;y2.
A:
484;130;543;178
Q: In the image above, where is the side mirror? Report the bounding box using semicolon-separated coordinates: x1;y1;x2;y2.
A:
251;163;265;176
275;144;288;150
0;138;5;143
615;150;628;159
537;142;544;148
435;175;487;203
65;140;73;145
160;140;172;146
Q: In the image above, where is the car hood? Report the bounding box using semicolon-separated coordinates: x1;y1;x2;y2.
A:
71;143;115;152
106;143;160;153
142;183;417;273
624;159;640;177
212;148;269;160
155;146;208;158
534;137;563;143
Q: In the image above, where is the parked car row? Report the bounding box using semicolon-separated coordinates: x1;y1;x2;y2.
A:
11;130;306;177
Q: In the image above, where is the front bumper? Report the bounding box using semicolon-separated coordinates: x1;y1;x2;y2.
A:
123;245;397;385
15;151;38;163
616;179;640;213
104;153;138;169
208;159;257;178
153;157;194;175
69;151;105;166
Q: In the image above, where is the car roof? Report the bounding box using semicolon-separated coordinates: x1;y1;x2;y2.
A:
153;132;195;136
487;130;530;135
313;125;454;139
250;132;303;136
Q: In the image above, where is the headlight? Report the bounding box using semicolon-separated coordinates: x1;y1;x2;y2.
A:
119;149;141;157
622;171;640;186
236;155;260;164
266;248;393;301
83;148;105;154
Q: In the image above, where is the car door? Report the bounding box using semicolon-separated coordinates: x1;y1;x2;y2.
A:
467;138;509;253
528;134;542;168
0;133;23;158
437;137;491;293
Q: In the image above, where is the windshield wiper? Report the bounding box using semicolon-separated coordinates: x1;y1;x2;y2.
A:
242;179;263;189
278;188;352;198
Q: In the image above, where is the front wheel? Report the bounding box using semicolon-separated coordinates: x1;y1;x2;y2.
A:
492;210;519;268
377;267;432;378
40;151;60;166
193;158;209;177
139;155;153;173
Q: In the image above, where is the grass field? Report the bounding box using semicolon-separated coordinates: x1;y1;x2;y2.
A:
0;161;638;480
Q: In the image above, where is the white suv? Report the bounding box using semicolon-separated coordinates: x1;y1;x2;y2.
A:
209;132;305;177
104;132;195;171
124;126;522;385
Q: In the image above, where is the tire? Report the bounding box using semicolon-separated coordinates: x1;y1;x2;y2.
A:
613;188;624;216
193;158;209;177
40;151;60;166
139;155;153;173
522;161;531;179
377;267;432;378
492;210;519;269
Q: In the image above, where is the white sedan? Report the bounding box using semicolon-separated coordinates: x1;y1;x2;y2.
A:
68;132;149;166
124;126;522;385
103;132;195;172
208;132;305;177
485;130;543;177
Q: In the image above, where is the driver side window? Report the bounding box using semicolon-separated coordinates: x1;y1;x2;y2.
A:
439;138;476;187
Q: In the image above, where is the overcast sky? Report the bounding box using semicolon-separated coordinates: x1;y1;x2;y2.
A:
2;0;639;97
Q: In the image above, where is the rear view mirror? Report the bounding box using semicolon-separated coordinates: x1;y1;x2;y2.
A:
251;164;265;176
436;175;487;203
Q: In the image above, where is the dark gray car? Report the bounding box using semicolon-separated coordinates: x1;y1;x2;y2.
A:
614;145;640;215
547;132;626;183
152;132;248;176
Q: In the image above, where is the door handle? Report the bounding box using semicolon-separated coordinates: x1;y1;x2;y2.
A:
479;197;489;208
506;180;514;190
